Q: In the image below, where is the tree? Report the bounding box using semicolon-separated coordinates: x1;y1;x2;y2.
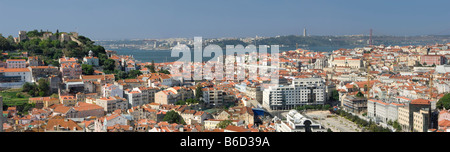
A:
355;91;365;98
37;78;50;97
175;100;186;105
0;36;13;50
82;64;94;75
330;89;339;101
150;60;156;73
163;110;186;125
16;92;23;98
185;98;199;105
22;82;34;92
159;69;170;74
195;85;203;100
393;120;402;132
127;70;143;79
217;120;233;129
103;59;116;72
437;93;450;110
115;70;127;80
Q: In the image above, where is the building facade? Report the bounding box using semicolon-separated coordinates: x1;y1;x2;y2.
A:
263;78;327;110
6;59;26;68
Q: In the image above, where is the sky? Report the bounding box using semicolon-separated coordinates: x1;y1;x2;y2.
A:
1;0;450;40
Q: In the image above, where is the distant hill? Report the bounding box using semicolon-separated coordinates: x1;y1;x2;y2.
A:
95;35;450;51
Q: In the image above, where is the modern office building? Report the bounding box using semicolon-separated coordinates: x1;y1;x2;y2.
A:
398;99;431;132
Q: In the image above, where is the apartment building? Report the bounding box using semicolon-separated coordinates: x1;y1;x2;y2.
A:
102;83;123;98
6;59;26;68
330;56;362;68
124;88;143;108
367;99;405;123
0;68;32;88
28;66;59;82
95;96;129;113
398;99;431;132
203;87;224;107
60;62;82;79
263;78;327;110
420;55;446;65
413;109;430;132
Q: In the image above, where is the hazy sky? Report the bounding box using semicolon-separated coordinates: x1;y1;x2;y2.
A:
1;0;450;40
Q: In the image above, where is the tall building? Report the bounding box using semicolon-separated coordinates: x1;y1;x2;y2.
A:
203;87;224;107
398;99;431;132
263;78;327;110
303;28;307;37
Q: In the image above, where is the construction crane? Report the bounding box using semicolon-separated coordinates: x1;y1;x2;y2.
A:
365;28;374;99
429;74;434;100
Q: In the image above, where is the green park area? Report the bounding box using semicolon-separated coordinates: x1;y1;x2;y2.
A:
1;88;35;115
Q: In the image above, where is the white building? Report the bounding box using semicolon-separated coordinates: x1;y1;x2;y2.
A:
263;78;327;110
276;110;325;132
102;84;123;98
94;113;128;132
82;50;99;66
124;88;143;108
0;68;32;88
367;99;405;123
387;103;405;122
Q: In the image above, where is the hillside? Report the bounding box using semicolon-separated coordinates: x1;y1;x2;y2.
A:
0;30;107;66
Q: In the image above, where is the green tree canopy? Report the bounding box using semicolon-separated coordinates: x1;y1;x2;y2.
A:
355;91;365;98
37;78;50;97
127;70;143;79
175;100;186;105
163;110;186;125
82;64;94;75
330;89;339;101
217;120;233;129
437;93;450;110
103;59;116;72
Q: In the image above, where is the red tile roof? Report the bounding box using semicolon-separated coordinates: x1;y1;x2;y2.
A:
411;99;431;105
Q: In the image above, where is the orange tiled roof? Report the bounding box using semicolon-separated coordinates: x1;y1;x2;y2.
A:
411;99;431;105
